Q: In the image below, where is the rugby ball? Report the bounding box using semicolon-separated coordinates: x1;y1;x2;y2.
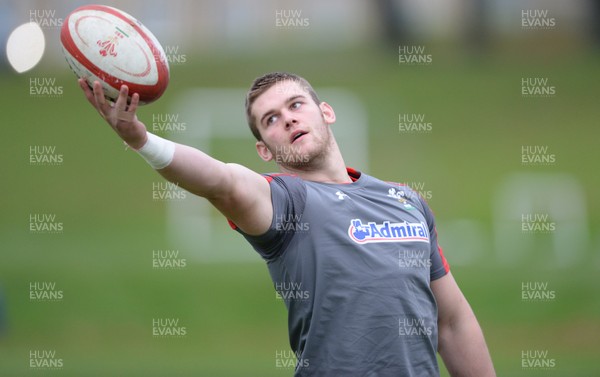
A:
60;4;169;104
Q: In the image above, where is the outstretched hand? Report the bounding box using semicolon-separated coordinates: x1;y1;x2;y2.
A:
79;79;148;150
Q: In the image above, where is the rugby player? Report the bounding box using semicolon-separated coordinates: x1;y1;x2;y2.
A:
79;72;495;376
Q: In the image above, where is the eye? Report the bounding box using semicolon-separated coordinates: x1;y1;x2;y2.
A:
291;101;302;110
266;114;278;126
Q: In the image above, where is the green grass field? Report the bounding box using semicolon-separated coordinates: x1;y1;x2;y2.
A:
1;43;599;375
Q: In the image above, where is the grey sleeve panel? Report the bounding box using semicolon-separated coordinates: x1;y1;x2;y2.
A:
416;194;450;281
235;174;307;261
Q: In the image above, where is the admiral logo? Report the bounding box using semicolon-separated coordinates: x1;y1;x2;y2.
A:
349;219;429;244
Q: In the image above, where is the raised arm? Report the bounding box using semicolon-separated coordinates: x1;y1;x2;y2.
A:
79;79;272;235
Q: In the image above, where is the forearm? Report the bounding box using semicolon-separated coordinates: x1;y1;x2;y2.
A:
152;142;231;200
438;312;495;377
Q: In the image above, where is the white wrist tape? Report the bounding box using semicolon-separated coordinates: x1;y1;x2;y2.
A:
136;132;175;170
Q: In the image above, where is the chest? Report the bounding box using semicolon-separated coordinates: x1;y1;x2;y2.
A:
301;184;430;242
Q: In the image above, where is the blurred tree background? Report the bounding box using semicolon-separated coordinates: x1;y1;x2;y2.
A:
1;0;599;375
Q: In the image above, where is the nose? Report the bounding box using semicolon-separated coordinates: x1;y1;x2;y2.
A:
283;111;298;129
285;119;298;129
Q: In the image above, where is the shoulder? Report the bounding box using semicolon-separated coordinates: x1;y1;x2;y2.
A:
375;176;423;202
262;172;303;184
260;173;308;206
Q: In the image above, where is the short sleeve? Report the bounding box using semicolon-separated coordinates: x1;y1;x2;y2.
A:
418;195;450;281
232;174;307;261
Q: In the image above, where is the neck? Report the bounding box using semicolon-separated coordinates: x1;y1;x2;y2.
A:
278;135;352;184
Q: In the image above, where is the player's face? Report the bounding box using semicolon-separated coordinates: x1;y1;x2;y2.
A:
252;80;336;169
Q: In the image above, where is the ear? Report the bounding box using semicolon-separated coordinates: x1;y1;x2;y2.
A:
255;140;273;162
319;102;336;125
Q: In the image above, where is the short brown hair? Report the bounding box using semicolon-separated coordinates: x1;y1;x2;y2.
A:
245;72;320;141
